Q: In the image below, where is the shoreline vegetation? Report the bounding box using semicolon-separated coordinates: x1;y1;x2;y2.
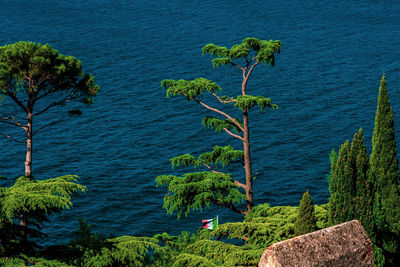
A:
1;40;400;266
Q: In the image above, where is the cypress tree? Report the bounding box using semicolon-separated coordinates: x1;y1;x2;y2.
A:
327;149;337;225
294;191;317;236
369;75;400;265
328;130;372;229
328;140;354;225
350;128;373;236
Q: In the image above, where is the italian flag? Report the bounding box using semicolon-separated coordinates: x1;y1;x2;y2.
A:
202;216;218;230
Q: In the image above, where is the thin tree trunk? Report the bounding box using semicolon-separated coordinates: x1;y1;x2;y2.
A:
24;113;33;179
243;110;253;212
21;112;33;236
242;66;253;212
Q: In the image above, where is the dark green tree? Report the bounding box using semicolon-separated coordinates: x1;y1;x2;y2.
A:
157;37;281;216
328;130;373;232
0;41;99;178
0;175;86;256
350;129;373;236
328;140;354;225
368;75;400;266
294;191;317;236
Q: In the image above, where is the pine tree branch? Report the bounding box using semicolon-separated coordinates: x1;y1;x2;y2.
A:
203;163;223;173
0;116;27;130
210;91;237;104
233;180;247;190
33;87;55;103
201;164;246;190
223;127;244;141
33;119;62;136
230;62;245;71
33;90;78;117
242;60;260;95
245;61;260;81
194;98;245;132
0;132;25;143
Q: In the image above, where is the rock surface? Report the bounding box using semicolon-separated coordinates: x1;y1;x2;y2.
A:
258;220;373;267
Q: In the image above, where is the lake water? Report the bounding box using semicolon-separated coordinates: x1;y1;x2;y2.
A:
1;0;400;244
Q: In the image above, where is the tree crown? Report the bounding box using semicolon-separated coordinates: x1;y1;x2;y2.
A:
0;41;99;109
202;38;282;67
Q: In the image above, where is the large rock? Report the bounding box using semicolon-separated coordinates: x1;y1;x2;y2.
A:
258;220;373;267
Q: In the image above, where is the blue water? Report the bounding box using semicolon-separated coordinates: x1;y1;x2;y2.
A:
1;0;400;245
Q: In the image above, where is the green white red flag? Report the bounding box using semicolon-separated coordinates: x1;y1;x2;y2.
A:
202;216;218;230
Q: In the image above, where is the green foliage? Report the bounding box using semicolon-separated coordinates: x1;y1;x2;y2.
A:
0;256;72;266
158;37;282;217
170;146;244;170
153;229;212;254
350;129;374;235
369;75;400;266
329;140;354;225
0;41;99;106
185;240;241;264
0;202;330;266
156;171;245;219
170;154;197;169
162;78;221;101
202;116;243;134
1;176;86;222
0;175;86;257
172;253;217;267
235;95;277;112
202;38;282;67
212;203;328;249
328;129;374;235
82;236;169;267
197;146;244;169
294;191;317;236
327;76;400;266
314;204;330;229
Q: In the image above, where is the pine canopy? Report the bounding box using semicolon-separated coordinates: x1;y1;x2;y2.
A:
0;41;99;106
0;175;86;224
202;38;282;67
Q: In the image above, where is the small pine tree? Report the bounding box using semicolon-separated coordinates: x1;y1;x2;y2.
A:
368;75;400;265
294;191;317;236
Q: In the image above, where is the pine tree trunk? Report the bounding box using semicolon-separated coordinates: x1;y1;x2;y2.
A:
243;110;253;212
21;112;33;237
242;69;253;212
25;113;33;179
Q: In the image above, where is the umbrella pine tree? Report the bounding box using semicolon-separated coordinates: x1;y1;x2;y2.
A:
0;41;98;253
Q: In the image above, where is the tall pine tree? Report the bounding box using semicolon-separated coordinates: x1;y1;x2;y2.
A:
294;191;317;236
369;75;400;266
